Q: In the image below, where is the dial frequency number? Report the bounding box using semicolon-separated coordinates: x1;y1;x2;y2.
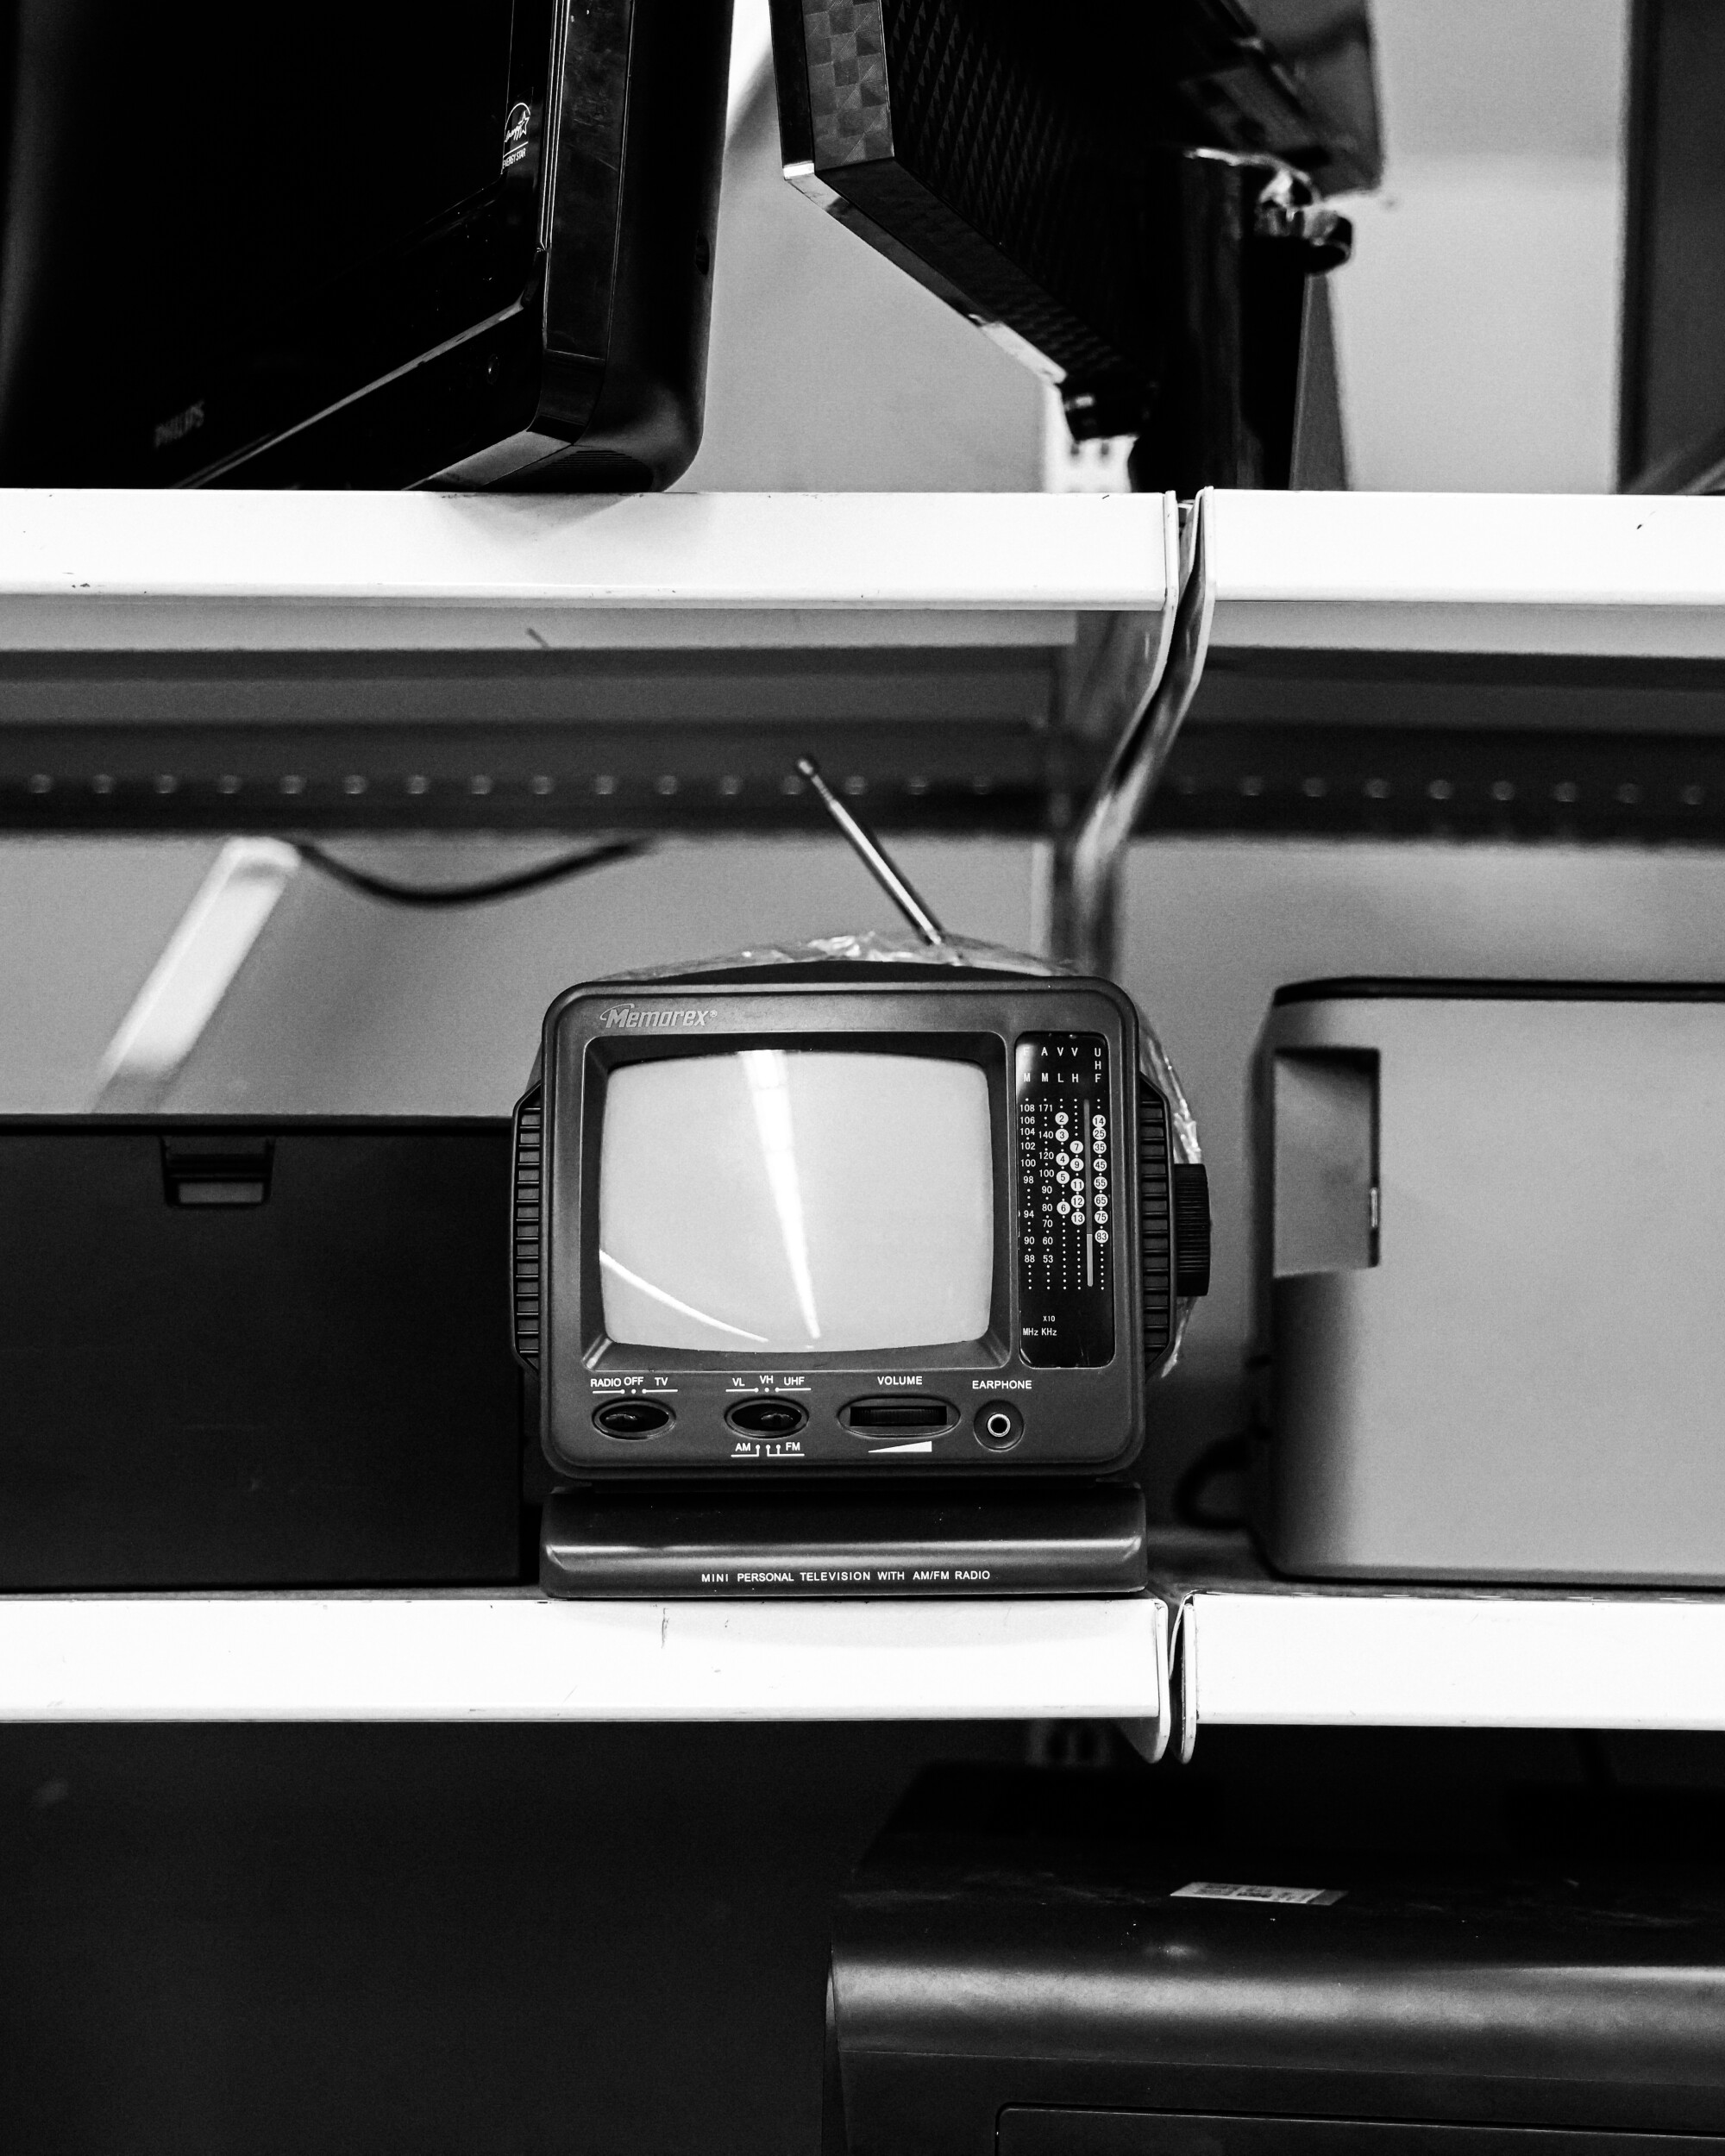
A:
1013;1032;1115;1367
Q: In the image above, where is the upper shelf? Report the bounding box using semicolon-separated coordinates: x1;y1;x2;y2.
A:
6;489;1725;841
0;489;1166;652
1183;494;1725;848
0;489;1169;837
1208;492;1725;658
4;487;1716;658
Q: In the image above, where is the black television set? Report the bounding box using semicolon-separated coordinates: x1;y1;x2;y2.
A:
767;0;1380;493
512;961;1210;1482
0;0;731;489
1622;0;1725;492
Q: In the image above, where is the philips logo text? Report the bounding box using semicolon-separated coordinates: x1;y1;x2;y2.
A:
153;400;205;450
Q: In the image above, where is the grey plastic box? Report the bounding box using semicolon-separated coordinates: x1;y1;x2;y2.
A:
1254;980;1725;1586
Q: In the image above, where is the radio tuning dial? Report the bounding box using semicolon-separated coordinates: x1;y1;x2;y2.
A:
725;1397;808;1436
1013;1032;1115;1368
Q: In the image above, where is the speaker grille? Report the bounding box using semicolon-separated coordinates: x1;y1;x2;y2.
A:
511;1090;543;1368
1138;1078;1172;1362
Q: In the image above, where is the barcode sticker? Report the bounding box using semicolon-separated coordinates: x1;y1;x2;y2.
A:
1171;1881;1345;1907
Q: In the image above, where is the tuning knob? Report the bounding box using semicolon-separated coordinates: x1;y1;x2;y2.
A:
1173;1164;1212;1297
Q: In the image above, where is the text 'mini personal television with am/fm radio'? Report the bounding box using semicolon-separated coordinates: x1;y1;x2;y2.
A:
512;961;1210;1480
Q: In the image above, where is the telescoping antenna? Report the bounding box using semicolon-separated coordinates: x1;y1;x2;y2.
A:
795;755;950;947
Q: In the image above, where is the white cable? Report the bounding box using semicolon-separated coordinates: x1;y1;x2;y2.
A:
727;0;775;140
97;837;298;1098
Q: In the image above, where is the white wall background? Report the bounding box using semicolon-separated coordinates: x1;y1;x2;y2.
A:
677;56;1044;492
1332;0;1630;492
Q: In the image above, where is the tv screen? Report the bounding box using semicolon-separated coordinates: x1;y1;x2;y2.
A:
126;13;516;336
598;1050;994;1354
0;0;730;488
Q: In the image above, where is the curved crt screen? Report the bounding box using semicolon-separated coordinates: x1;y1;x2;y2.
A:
598;1052;994;1354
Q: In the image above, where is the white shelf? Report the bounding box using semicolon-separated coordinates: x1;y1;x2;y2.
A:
1208;491;1725;659
0;489;1169;653
8;488;1725;838
0;1592;1164;1727
0;490;1173;823
1182;1586;1725;1733
10;486;1725;661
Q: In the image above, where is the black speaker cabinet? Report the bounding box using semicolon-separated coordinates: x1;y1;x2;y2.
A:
0;1118;522;1589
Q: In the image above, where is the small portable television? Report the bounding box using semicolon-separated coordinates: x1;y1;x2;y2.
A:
516;964;1208;1482
512;772;1209;1528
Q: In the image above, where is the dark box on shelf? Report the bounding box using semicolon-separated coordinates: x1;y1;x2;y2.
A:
0;1118;522;1589
828;1766;1725;2156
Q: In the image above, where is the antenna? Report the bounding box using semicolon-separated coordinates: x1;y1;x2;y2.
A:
795;755;949;947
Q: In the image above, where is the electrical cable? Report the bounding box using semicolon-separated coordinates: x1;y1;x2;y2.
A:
292;836;649;908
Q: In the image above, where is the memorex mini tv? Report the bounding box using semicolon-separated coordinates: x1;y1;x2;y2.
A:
517;764;1208;1597
1254;979;1725;1586
516;962;1209;1483
516;761;1208;1510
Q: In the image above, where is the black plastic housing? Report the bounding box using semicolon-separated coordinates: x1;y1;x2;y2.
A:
0;0;731;490
1621;0;1725;492
828;1766;1725;2156
538;1480;1151;1594
518;963;1189;1481
0;1118;522;1588
766;0;1378;491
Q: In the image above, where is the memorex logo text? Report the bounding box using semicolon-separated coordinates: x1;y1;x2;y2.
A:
596;1005;718;1030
